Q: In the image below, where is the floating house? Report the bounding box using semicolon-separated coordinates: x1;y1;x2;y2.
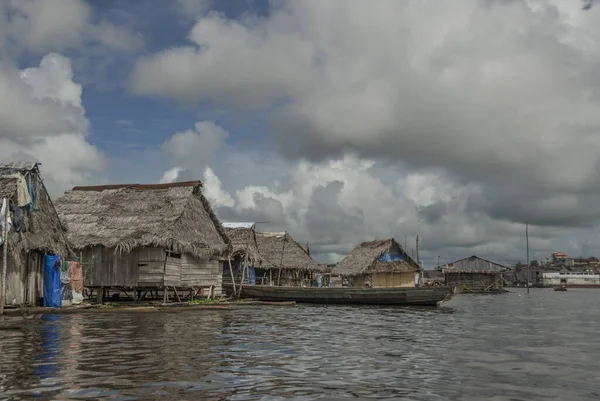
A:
55;180;230;301
222;222;265;288
0;162;68;306
254;231;321;286
442;255;507;293
331;238;420;288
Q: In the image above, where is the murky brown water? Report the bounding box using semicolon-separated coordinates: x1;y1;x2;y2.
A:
1;288;600;400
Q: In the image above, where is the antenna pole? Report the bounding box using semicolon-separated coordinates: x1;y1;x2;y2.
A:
526;223;530;294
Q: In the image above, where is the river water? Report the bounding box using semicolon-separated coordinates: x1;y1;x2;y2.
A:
1;288;599;400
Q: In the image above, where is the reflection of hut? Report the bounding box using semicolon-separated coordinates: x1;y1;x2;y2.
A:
0;161;68;306
55;180;229;301
255;232;321;287
331;238;419;288
443;255;507;293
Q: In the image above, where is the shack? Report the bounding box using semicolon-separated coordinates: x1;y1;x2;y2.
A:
222;222;266;291
55;180;230;302
254;231;321;286
331;238;420;288
0;161;68;306
443;255;507;293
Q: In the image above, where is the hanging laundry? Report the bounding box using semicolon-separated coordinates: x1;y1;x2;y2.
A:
27;174;34;213
4;173;31;207
0;198;12;246
69;261;84;304
11;202;22;232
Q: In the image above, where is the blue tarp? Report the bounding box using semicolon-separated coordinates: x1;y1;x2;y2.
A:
379;252;406;262
43;254;61;308
248;266;256;285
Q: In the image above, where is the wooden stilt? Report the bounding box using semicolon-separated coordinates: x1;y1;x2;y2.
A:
173;286;181;302
97;287;104;304
227;259;237;297
163;286;168;303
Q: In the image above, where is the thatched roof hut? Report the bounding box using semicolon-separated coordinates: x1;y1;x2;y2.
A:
55;181;230;259
331;238;419;277
255;232;320;271
222;223;264;264
0;161;68;262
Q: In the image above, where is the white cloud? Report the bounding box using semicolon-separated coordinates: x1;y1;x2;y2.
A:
0;53;105;197
131;0;600;229
202;167;234;207
162;120;229;171
1;0;143;53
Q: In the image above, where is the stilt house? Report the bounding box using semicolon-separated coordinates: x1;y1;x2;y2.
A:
442;255;507;293
0;162;68;306
331;238;420;288
222;222;265;288
254;231;321;286
55;180;230;301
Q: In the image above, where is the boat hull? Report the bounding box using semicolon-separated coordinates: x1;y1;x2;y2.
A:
225;285;454;306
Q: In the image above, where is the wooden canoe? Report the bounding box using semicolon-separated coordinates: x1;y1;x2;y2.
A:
225;284;454;306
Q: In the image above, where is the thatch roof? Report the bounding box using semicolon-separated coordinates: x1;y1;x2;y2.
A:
0;161;69;262
331;238;420;277
55;181;230;259
224;226;264;264
255;232;321;271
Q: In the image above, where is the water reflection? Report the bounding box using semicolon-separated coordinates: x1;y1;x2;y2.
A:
1;290;600;400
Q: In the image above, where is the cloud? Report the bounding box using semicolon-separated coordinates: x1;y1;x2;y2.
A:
130;0;600;230
162;120;229;170
0;53;105;197
1;0;143;54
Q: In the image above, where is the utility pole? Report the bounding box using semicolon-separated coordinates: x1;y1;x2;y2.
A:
526;223;530;294
416;236;420;265
0;202;8;316
405;234;407;251
438;255;440;268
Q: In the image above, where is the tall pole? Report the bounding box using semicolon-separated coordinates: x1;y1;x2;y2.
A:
526;223;530;294
405;234;407;251
416;236;420;265
438;255;440;268
1;201;8;315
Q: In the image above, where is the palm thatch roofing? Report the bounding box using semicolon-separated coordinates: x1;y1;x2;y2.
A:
0;161;69;262
331;238;420;277
55;181;230;259
255;232;321;272
223;226;264;264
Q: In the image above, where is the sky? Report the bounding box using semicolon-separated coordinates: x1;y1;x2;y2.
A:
1;0;600;267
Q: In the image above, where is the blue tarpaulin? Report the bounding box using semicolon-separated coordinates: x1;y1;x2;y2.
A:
248;266;256;285
43;254;61;308
379;252;405;262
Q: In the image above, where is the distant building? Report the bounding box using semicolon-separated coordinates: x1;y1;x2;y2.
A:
443;255;508;293
552;251;569;262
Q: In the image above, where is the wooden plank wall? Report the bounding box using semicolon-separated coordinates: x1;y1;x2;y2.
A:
137;247;165;286
82;246;138;287
181;254;222;296
164;255;181;287
372;272;415;288
3;251;43;305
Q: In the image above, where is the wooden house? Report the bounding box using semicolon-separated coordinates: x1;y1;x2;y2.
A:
0;161;68;306
331;238;420;288
442;255;507;293
55;180;230;301
222;222;264;290
254;231;321;286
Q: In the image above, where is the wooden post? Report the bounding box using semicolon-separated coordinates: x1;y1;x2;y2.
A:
0;201;8;315
227;259;237;297
269;270;273;286
277;232;287;286
173;286;181;302
96;286;104;304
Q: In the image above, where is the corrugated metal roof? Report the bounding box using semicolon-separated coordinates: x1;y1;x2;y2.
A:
0;161;39;171
222;222;255;228
443;255;507;273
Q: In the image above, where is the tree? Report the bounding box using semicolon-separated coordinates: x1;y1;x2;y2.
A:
530;260;539;267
